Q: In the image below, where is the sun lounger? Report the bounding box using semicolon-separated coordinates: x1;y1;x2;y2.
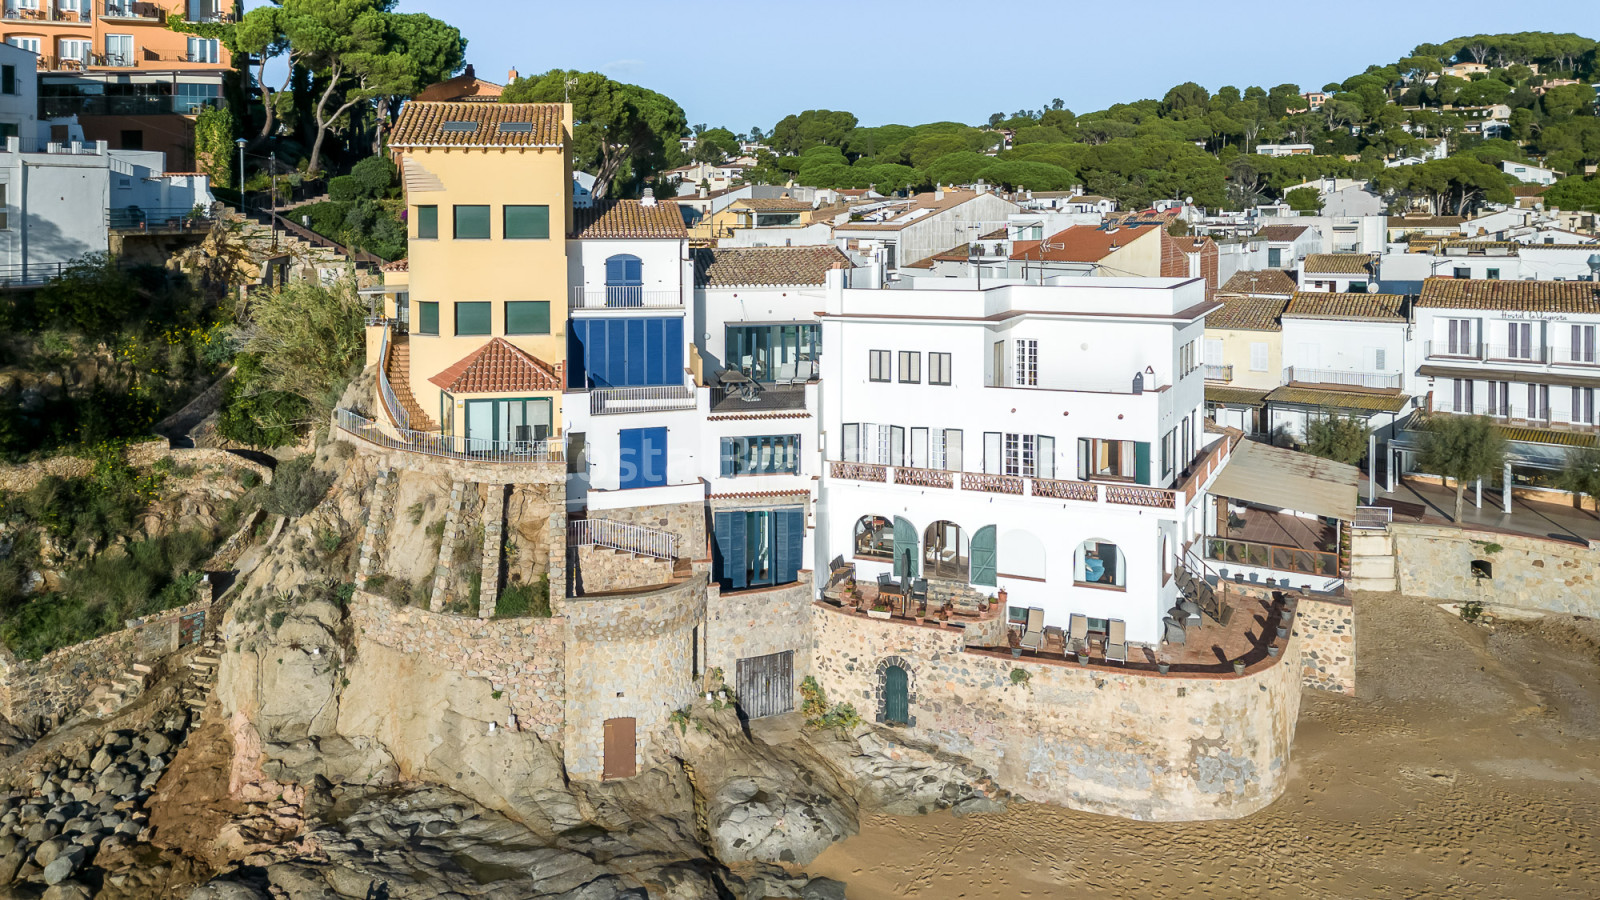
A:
1105;619;1127;664
1067;614;1088;654
1019;607;1045;650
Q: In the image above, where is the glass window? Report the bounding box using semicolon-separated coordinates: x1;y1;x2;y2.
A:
898;351;921;383
454;205;491;240
929;352;952;385
869;349;891;382
726;324;820;383
720;435;801;476
416;205;438;239
0;66;13;96
505;301;550;334
504;205;549;240
455;302;491;336
417;302;439;335
1076;539;1125;588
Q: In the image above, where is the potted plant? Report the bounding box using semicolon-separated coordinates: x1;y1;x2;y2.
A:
1267;645;1280;658
979;596;991;613
1157;659;1170;675
1231;658;1246;676
868;603;891;620
1276;624;1289;639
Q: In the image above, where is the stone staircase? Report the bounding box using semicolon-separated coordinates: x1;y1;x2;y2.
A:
925;577;991;613
478;485;507;618
430;482;471;612
383;334;438;432
1348;528;1399;592
88;663;154;718
181;639;223;714
356;468;399;589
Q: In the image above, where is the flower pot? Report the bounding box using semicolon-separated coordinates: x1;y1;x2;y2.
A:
867;609;890;620
1277;626;1289;639
1267;645;1280;658
1077;653;1090;665
1232;662;1246;675
1011;647;1022;658
1157;662;1170;675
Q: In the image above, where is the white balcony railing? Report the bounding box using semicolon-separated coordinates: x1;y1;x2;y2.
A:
571;287;683;309
568;518;677;561
588;384;697;416
1282;366;1401;390
1431;401;1552;423
1428;340;1600;368
1204;363;1233;382
1483;344;1549;364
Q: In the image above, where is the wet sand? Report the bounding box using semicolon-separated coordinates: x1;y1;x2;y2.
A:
810;592;1600;898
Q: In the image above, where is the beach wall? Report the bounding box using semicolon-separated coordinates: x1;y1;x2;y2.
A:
1391;524;1600;617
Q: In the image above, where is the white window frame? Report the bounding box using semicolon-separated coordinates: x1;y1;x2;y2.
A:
1014;339;1038;386
929;351;952;385
1249;342;1269;372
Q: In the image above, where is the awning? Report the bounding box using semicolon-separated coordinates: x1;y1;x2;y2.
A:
1267;386;1411;414
1418;364;1600;390
1208;440;1360;521
1206;386;1271;407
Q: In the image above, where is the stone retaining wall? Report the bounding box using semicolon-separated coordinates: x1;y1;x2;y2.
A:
572;545;677;596
348;591;564;738
562;575;706;780
705;580;814;697
586;501;707;561
810;602;1303;821
1391;523;1600;617
0;441;271;494
0;596;213;726
1223;582;1354;696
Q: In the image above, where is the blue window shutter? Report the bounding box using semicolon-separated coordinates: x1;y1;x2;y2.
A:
626;319;646;385
666;318;684;384
1135;442;1152;485
618;428;643;489
605;255;625;285
715;512;748;589
641;427;668;487
892;516;918;578
647;318;666;385
776;507;802;585
971;525;997;587
567;320;588;389
603;319;626;387
720;438;736;476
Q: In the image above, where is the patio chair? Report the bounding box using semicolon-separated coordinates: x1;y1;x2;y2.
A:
911;578;928;601
877;571;894;589
1105;619;1128;664
1019;608;1045;651
1067;614;1088;654
1163;616;1187;645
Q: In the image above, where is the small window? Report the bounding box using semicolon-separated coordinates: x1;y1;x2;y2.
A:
1486;268;1500;280
505;301;550;334
929;351;952;385
898;351;921;383
1453;267;1471;279
869;349;891;382
417;302;439;335
416;205;438;240
454;205;491;240
455;301;491;336
498;122;534;133
441;121;478;133
504;204;549;240
1076;539;1126;588
0;66;14;96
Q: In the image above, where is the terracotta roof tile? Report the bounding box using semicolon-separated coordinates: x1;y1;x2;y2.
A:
1221;269;1297;296
1010;223;1160;263
570;200;686;239
1267;387;1410;414
1208;295;1288;331
1417;277;1600;312
415;66;504;103
381;259;409;272
734;197;814;211
1206;386;1272;407
1387;215;1466;229
1284;291;1406;321
1256;225;1309;242
390;102;565;148
429;338;563;393
694;246;852;287
1302;253;1376;275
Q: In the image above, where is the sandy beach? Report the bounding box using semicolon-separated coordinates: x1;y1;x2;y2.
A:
809;591;1600;898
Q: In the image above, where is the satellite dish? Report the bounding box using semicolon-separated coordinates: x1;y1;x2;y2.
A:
1185;196;1194;204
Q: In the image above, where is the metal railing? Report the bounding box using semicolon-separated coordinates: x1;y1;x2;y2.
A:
1204;363;1233;382
1206;536;1339;578
570;287;683;309
101;1;164;20
1554;348;1600;367
1353;506;1393;531
0;261;72;288
3;5;91;23
568;518;678;562
108;205;217;231
828;460;1182;509
1425;340;1483;361
374;326;409;432
335;409;564;464
1431;401;1552;423
588;384;697;416
1483;344;1549;364
1282;366;1402;390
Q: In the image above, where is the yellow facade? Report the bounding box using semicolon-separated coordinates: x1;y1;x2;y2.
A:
1206;327;1282;392
391;103;574;436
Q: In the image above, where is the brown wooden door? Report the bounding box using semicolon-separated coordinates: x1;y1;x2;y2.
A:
602;717;636;780
736;651;794;719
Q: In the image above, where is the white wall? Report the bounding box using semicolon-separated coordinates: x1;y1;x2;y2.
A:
0;148;110;273
0;43;37;144
1280;318;1406;376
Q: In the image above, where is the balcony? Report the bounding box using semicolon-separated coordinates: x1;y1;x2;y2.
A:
1484;344;1549;365
1431;400;1553;424
828;461;1177;509
4;4;91;24
1427;340;1600;369
1281;366;1402;391
335;409;565;465
100;1;165;22
1425;340;1483;361
587;384;697;416
571;286;683;309
1204;363;1233;382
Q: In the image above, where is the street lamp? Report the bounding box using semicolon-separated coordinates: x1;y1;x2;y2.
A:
235;138;247;213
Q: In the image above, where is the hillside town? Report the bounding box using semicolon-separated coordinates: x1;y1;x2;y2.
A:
0;6;1595;898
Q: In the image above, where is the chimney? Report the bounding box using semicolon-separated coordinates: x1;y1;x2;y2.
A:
934;183;944;201
641;188;657;208
507;67;518;82
464;64;475;79
698;183;708;199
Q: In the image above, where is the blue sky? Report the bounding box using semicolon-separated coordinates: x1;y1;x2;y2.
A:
247;1;1596;129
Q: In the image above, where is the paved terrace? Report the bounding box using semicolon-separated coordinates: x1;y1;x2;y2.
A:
1365;475;1600;544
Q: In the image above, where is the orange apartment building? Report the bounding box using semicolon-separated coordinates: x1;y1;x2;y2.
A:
3;0;235;166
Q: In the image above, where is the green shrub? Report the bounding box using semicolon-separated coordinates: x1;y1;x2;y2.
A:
495;573;551;619
269;610;287;630
349;156;397;197
328;175;360;202
799;675;864;731
264;455;333;518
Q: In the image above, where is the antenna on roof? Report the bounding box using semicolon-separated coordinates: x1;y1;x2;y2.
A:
563;76;579;104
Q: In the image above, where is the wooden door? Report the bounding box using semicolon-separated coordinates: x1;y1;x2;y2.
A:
883;665;909;725
736;651;794;719
602;717;635;780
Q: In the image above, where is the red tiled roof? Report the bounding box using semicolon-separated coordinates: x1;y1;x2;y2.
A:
1221;269;1296;295
429;338;563;393
1010;223;1159;263
1256;225;1309;242
570;200;686;239
381;259;409;273
415;65;504;103
390;102;565;148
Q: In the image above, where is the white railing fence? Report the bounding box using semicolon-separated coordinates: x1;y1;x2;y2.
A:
589;383;698;415
1353;506;1393;531
336;408;564;463
570;287;684;309
568;518;678;561
1282;366;1402;390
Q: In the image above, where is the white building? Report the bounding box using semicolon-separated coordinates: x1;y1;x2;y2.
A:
1298;253;1378;293
1269;292;1411;444
816;276;1225;644
1255;144;1315;157
1501;160;1563;186
832;188;1020;273
0;43;38;144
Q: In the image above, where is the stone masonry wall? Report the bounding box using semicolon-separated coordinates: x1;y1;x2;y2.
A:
0;596;212;725
572;545;677;595
810;602;1304;822
1392;523;1600;617
348;591;564;739
705;580;814;702
584;501;707;561
0;440;272;493
562;575;706;780
1224;582;1354;696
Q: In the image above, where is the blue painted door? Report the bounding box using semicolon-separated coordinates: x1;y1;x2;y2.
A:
605;254;643;307
619;427;667;489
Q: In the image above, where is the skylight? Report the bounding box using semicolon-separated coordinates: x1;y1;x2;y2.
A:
498;122;534;133
441;122;478;133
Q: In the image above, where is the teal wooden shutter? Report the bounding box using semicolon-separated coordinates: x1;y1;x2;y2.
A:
971;525;997;587
1135;441;1152;485
715;512;748;589
883;665;909;725
892;516;918;578
776;507;802;585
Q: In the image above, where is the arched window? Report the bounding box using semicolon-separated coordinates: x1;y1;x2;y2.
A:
1076;539;1126;588
604;254;642;307
853;515;894;560
923;520;968;580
